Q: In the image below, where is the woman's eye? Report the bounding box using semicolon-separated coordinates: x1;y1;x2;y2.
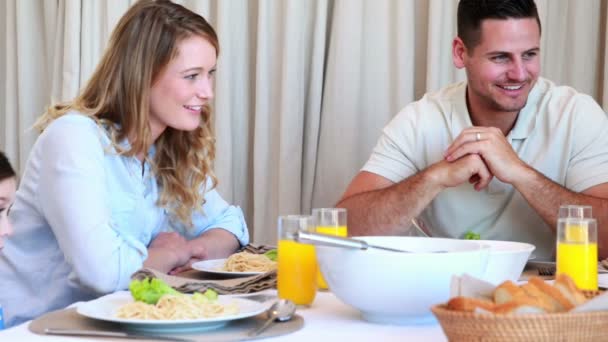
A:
185;74;198;80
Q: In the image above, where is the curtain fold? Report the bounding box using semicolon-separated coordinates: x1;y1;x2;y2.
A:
2;0;608;244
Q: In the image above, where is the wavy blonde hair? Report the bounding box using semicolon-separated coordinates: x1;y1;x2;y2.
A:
35;0;219;227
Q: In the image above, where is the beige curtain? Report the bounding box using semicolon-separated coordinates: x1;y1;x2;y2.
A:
1;0;607;244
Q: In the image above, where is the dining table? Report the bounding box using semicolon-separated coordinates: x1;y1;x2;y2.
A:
7;270;608;341
1;289;449;341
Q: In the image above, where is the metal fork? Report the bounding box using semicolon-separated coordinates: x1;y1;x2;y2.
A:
537;266;556;276
538;261;608;276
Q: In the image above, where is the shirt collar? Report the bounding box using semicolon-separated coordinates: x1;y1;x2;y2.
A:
449;79;542;140
507;79;543;140
102;122;157;158
449;82;473;138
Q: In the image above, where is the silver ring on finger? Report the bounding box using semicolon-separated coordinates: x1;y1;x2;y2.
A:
475;132;482;142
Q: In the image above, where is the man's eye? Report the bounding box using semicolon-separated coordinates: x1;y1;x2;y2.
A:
491;55;508;63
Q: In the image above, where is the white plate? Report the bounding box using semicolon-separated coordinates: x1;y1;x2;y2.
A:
191;258;264;276
77;291;268;333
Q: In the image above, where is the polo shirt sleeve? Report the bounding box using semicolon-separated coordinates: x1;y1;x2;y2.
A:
172;178;249;246
566;94;608;192
37;116;147;294
362;105;420;183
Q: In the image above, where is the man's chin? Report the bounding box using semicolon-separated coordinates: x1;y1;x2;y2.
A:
494;97;529;114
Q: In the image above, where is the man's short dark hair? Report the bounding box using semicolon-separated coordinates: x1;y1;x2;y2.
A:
457;0;541;49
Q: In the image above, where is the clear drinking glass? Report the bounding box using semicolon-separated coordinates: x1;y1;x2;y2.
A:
556;205;598;290
312;208;347;289
558;205;592;220
277;215;317;306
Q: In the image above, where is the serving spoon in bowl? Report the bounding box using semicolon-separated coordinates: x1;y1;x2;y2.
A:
293;231;447;253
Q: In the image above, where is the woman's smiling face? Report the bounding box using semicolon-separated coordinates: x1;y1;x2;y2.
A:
148;35;217;141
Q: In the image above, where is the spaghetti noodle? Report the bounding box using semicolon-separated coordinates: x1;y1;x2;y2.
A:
116;294;239;320
221;252;277;272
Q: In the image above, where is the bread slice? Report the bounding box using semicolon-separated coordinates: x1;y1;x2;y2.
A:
491;297;548;315
493;280;527;304
528;277;575;311
447;296;496;312
554;274;588;306
520;282;563;312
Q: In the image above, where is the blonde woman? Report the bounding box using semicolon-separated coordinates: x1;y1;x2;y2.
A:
0;152;16;249
0;0;248;327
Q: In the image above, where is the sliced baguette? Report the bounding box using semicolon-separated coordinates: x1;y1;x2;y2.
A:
493;280;527;304
520;282;563;312
491;297;548;315
528;277;575;311
447;296;496;312
554;274;588;306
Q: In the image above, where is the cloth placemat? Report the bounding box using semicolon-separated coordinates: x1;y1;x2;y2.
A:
132;244;278;295
239;244;276;255
29;307;303;341
132;268;277;295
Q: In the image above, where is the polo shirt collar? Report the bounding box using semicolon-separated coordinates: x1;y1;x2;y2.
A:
449;79;542;140
508;79;542;140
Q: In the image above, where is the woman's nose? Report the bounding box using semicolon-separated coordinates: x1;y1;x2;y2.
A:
197;78;214;100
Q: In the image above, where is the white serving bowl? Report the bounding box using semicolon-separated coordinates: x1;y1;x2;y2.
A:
476;239;535;285
316;236;489;325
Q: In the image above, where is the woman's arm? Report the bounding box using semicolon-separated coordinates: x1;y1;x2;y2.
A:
38;116;149;293
168;229;239;274
189;228;240;259
167;180;249;274
144;232;193;272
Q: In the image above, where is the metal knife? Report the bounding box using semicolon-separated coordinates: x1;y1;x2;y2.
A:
44;328;195;342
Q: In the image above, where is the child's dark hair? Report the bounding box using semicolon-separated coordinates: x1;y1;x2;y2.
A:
0;152;16;181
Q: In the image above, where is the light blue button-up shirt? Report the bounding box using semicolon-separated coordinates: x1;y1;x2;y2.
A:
0;113;249;327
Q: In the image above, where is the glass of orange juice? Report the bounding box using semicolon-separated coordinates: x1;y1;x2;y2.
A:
556;205;597;290
277;215;317;306
312;208;347;290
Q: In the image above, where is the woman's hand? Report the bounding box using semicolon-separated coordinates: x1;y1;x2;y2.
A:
145;229;239;274
144;232;192;273
149;231;189;250
168;257;203;275
168;229;240;274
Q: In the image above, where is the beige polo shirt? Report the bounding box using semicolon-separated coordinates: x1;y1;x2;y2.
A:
363;77;608;259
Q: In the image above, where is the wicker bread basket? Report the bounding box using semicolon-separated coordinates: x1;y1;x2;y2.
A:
431;291;608;342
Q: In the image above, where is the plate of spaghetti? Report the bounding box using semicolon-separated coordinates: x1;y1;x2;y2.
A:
76;291;268;333
192;251;277;276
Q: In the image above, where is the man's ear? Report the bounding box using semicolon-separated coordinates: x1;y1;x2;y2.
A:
452;37;467;69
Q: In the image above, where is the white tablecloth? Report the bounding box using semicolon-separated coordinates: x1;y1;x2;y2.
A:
1;291;448;341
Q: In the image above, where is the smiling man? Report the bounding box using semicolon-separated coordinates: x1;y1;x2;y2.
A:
337;0;608;260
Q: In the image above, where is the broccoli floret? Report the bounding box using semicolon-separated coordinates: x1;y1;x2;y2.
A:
463;230;481;240
129;278;180;304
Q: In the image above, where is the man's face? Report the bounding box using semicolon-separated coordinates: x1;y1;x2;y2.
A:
453;18;541;117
